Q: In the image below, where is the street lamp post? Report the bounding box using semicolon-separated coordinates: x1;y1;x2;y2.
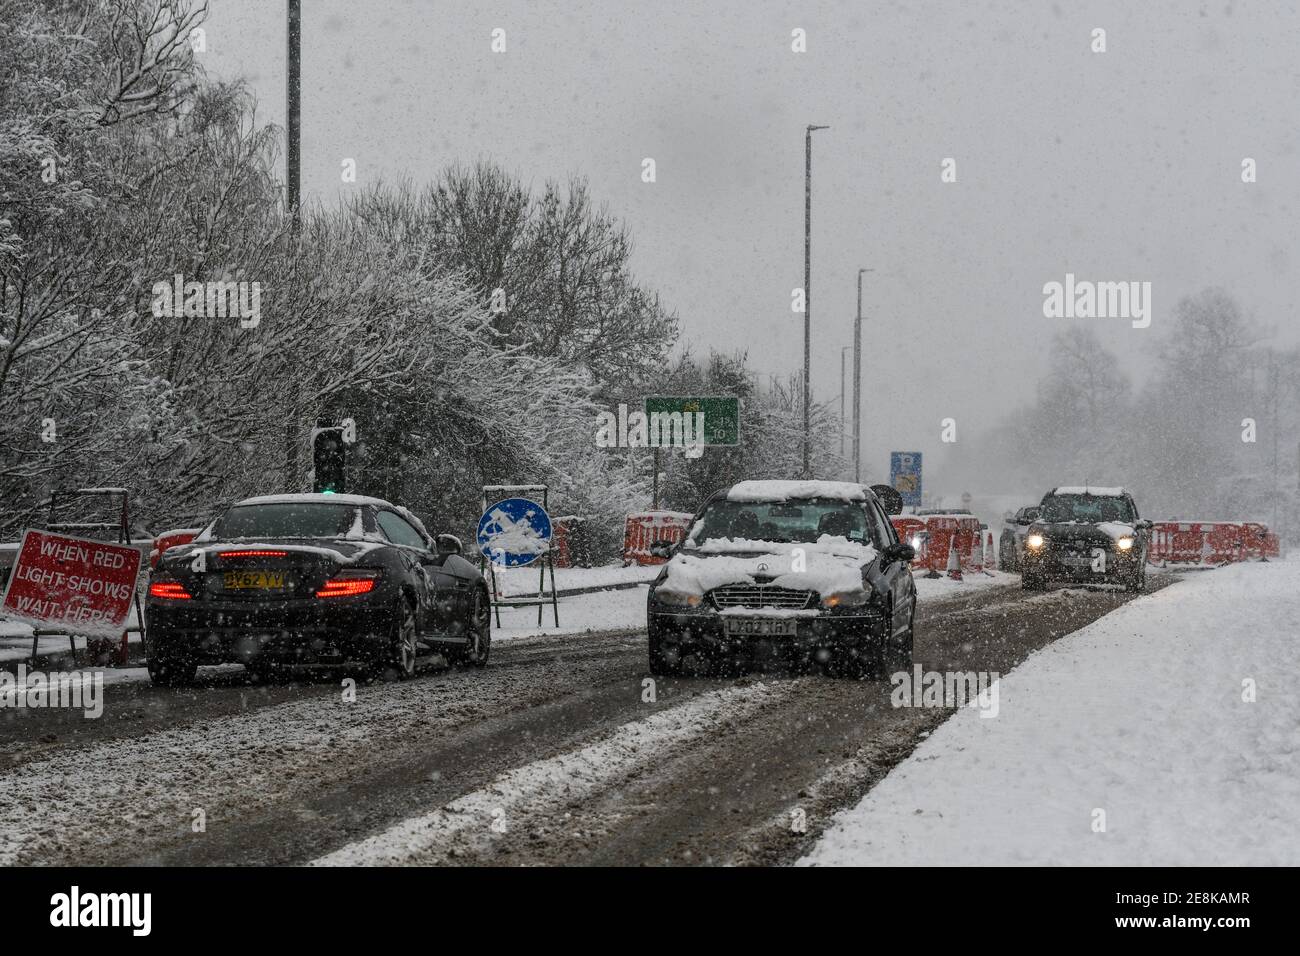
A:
803;124;829;478
284;0;302;492
286;0;301;229
839;345;850;457
852;267;873;484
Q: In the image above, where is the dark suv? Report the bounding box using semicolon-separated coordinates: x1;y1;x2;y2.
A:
1020;487;1150;591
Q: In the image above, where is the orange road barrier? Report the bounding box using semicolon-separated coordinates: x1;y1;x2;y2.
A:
1150;520;1281;565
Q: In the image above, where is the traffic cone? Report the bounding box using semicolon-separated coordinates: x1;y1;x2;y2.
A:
946;540;963;580
922;535;941;578
983;532;996;576
918;531;941;578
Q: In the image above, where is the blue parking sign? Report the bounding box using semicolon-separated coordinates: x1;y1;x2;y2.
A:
476;497;553;567
890;452;923;507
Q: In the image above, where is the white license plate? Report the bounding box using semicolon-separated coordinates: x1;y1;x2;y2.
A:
1062;553;1093;568
723;617;798;638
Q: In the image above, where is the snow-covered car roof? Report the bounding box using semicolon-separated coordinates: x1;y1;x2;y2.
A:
234;493;395;508
725;480;867;503
1048;486;1126;497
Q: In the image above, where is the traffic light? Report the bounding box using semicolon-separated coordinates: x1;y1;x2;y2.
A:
312;427;346;494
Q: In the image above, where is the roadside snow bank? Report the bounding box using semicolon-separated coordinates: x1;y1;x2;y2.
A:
491;585;646;641
802;560;1300;865
913;568;1016;602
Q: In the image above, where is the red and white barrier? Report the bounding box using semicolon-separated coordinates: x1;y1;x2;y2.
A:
622;511;693;566
891;513;982;576
1148;521;1280;566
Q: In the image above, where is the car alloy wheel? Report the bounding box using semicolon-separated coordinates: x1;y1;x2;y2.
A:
389;599;417;679
464;588;491;667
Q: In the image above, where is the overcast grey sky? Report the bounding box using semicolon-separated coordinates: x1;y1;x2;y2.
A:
203;0;1300;483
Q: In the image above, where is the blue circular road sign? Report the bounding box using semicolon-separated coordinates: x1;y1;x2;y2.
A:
476;497;552;567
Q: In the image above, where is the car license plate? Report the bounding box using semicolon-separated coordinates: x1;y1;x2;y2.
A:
223;570;286;590
723;617;798;638
1061;553;1092;568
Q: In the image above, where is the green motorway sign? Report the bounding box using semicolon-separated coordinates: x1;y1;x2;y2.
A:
644;396;740;447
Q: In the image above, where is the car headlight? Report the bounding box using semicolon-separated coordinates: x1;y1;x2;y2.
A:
654;589;701;607
1026;534;1045;549
822;589;871;609
1116;537;1134;551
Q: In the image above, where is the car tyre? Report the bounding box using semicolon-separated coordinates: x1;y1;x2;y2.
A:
247;660;282;683
1021;571;1047;590
840;604;894;680
648;626;682;676
148;652;196;687
835;645;871;680
883;599;915;676
377;598;418;680
449;587;491;668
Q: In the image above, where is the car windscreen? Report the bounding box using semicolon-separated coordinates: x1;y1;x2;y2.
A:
687;498;869;546
1039;495;1133;524
211;503;359;539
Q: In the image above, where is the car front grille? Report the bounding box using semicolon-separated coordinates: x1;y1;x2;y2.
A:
709;585;815;610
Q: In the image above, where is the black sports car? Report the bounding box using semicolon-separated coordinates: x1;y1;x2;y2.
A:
1020;486;1151;591
646;480;916;678
145;493;490;685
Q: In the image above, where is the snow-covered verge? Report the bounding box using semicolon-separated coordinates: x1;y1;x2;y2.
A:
491;585;648;642
0;606;143;664
913;568;1016;602
801;559;1300;866
492;562;658;596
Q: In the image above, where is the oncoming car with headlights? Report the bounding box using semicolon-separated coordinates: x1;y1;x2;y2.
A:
145;493;491;685
646;480;916;677
1020;486;1150;591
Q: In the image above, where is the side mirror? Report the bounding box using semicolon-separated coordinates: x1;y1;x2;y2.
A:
870;484;904;516
435;533;463;555
649;538;675;558
1135;519;1152;531
883;542;916;564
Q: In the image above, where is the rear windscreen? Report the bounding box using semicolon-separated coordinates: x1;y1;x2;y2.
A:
213;504;358;539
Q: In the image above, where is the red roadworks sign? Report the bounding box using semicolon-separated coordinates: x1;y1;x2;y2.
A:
0;530;142;638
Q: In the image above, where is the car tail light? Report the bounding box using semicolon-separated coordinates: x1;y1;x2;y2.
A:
149;580;192;600
315;569;380;598
220;549;288;559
